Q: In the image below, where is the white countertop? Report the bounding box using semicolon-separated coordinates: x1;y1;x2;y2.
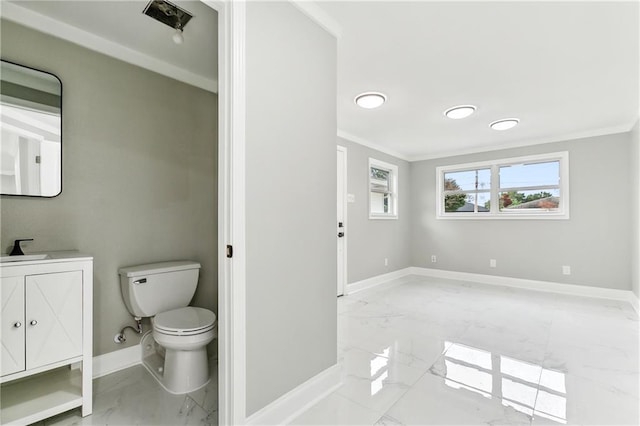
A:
0;251;93;267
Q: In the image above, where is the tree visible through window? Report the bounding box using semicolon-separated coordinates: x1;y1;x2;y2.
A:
437;152;569;219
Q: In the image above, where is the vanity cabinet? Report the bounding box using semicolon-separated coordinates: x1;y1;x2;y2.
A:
0;253;92;425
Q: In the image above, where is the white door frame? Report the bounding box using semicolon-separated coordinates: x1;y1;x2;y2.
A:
202;1;246;424
337;145;348;297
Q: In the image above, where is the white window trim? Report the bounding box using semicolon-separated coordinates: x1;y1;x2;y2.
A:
369;158;398;220
436;151;570;220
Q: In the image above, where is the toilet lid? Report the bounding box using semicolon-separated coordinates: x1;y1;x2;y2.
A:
154;307;216;334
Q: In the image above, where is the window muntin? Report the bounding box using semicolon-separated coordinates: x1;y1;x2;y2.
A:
369;158;398;219
437;152;569;219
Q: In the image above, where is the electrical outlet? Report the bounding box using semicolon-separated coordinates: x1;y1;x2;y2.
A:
490;259;497;268
562;265;571;275
384;258;388;266
431;255;437;263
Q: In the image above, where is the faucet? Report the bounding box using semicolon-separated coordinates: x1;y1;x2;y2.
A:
10;239;33;256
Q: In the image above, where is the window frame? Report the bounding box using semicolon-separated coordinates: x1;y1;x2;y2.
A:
369;157;398;220
436;151;570;220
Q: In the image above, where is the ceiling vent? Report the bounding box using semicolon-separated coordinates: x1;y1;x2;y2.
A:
143;0;193;31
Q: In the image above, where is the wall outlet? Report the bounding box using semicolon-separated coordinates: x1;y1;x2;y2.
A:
489;259;497;268
431;255;437;263
384;258;388;266
562;265;571;275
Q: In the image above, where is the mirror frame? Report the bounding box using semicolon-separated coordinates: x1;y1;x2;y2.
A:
1;59;63;198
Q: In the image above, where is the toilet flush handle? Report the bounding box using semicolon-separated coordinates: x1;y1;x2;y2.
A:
133;278;147;285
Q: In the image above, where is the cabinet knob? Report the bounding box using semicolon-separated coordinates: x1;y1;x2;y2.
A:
30;320;38;326
14;321;22;328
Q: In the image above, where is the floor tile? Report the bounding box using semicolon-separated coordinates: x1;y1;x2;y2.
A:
382;371;533;425
288;393;383;425
335;347;427;413
32;359;218;426
296;275;639;425
532;373;640;425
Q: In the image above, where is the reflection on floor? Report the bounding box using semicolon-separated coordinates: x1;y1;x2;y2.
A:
291;275;640;425
30;357;218;425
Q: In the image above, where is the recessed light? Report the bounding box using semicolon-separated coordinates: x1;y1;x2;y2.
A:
444;105;477;119
490;118;520;131
355;92;386;109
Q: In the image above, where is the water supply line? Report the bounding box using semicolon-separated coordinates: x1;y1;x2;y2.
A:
114;317;143;343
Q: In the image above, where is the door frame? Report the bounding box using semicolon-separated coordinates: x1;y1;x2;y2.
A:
337;145;348;297
202;0;247;424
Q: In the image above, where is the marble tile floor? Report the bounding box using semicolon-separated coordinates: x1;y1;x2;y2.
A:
30;357;218;426
291;275;640;425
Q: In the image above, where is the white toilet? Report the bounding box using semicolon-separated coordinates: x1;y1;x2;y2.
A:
119;261;216;394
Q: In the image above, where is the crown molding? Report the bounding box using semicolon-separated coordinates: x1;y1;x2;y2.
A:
289;0;342;38
1;1;218;93
337;129;411;161
408;122;636;162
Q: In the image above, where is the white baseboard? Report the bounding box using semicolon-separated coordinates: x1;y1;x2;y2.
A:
346;267;413;295
245;363;341;426
93;344;141;379
410;267;637;305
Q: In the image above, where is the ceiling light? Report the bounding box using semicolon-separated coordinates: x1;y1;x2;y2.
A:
355;92;386;109
490;118;520;131
444;105;476;119
172;28;184;44
143;0;193;45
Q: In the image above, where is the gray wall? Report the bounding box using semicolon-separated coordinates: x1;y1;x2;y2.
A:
245;2;337;417
0;20;218;356
338;138;412;282
410;132;632;290
631;121;640;298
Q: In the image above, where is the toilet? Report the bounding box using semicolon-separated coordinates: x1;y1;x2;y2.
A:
118;261;216;394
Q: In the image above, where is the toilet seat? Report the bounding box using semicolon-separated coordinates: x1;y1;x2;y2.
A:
153;307;216;336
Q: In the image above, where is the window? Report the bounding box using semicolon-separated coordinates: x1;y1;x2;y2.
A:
437;152;569;219
369;158;398;219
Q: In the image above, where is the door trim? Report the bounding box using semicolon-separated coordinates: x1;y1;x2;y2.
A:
337;145;348;297
204;0;247;424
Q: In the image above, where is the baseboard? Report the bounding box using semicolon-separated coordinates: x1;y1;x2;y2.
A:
346;267;413;295
245;363;341;426
92;344;141;379
410;267;637;305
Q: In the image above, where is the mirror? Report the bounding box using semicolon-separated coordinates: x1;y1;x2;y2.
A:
1;60;62;197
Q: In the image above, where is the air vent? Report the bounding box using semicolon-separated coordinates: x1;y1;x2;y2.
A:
143;0;193;30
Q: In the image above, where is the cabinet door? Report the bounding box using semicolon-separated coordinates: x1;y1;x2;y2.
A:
26;271;83;370
1;276;26;376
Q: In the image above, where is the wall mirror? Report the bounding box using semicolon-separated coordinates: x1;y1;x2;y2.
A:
1;60;62;197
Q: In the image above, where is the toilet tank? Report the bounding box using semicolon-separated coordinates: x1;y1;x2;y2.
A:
119;261;201;317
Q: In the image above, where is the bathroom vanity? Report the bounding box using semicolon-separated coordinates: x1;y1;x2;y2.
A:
0;252;93;425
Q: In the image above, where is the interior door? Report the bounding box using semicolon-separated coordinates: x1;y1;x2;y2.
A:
337;146;347;296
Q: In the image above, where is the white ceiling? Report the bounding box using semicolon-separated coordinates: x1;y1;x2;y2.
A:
318;1;639;160
3;1;638;160
4;0;218;92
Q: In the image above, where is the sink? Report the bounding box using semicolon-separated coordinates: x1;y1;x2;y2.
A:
0;254;50;263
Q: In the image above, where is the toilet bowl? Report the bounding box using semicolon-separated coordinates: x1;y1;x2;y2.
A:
151;307;216;394
118;261;216;395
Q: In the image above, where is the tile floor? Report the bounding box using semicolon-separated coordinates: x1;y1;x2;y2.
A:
291;275;640;425
30;357;218;425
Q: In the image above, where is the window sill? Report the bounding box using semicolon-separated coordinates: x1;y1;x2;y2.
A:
436;213;570;220
369;215;398;220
